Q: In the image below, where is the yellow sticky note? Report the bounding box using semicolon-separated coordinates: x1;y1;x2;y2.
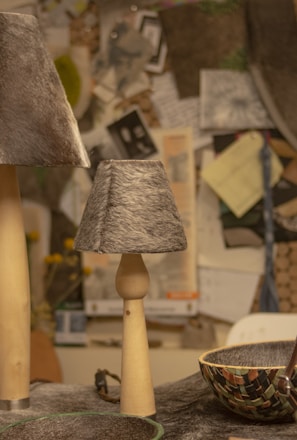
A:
201;131;283;218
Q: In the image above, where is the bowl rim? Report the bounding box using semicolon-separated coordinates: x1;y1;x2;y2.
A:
0;411;165;439
198;338;297;369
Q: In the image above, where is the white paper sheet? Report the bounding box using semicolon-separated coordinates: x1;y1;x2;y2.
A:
198;266;259;323
151;72;212;150
199;69;275;131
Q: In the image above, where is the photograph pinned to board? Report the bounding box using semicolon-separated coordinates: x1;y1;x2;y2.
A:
92;19;153;101
134;9;168;74
107;107;159;159
98;0;158;54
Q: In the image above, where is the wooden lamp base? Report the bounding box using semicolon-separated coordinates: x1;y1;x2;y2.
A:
116;253;156;418
0;165;30;410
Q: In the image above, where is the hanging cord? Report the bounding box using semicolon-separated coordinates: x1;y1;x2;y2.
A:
259;132;279;312
95;369;121;404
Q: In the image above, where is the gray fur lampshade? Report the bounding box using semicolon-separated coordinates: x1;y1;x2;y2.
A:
0;12;90;167
74;159;187;254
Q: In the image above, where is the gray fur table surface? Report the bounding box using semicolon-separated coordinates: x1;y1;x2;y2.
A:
0;373;296;439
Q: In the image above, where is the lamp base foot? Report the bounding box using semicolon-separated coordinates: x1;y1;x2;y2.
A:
0;397;30;410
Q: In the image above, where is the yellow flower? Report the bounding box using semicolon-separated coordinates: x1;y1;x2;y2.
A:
65;254;79;266
52;253;63;264
83;266;92;276
63;237;74;250
69;272;78;281
27;231;40;242
45;253;63;264
44;255;54;264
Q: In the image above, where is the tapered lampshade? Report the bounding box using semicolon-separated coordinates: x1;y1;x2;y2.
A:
0;12;89;167
74;159;187;254
74;159;186;419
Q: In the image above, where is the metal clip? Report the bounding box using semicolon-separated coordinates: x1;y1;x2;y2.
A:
278;374;291;396
95;369;121;404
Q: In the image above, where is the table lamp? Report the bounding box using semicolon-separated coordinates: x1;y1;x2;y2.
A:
74;159;187;418
0;12;90;410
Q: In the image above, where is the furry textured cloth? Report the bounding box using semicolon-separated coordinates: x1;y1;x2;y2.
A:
159;2;246;98
0;13;89;167
0;373;296;439
74;160;187;254
246;0;297;150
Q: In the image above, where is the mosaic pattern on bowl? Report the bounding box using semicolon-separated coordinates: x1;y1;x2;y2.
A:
199;340;297;422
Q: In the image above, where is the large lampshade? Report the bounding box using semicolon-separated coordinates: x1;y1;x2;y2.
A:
0;12;89;167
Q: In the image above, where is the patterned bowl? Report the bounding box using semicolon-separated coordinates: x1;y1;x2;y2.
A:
199;340;297;422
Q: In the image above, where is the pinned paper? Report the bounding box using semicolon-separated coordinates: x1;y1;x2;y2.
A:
152;72;212;150
199;69;274;131
198;266;260;323
135;10;167;74
197;148;264;274
201;131;283;218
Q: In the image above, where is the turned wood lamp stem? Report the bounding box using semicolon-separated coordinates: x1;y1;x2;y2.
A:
0;165;31;410
116;253;156;418
73;159;187;420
